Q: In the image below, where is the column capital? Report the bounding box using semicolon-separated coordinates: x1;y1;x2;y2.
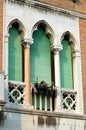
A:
51;44;62;53
22;38;33;48
4;33;9;42
72;49;80;58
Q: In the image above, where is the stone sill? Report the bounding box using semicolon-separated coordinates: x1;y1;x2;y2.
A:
3;105;86;120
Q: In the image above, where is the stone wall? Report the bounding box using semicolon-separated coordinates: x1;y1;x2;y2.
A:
0;108;85;130
36;0;86;14
0;0;3;69
79;19;86;114
3;0;83;114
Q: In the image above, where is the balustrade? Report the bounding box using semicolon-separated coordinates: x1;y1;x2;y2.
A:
8;81;77;112
61;89;77;111
31;84;56;111
8;81;26;104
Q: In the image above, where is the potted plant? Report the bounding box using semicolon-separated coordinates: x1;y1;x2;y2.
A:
34;78;57;96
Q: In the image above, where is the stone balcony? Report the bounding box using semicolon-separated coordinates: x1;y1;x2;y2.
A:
8;80;77;113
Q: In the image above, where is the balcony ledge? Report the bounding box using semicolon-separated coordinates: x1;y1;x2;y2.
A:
3;105;86;120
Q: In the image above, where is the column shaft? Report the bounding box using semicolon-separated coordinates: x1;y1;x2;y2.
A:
51;44;62;111
22;38;33;106
24;47;30;104
54;51;61;111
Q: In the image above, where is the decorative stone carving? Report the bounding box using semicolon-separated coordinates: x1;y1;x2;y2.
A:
8;81;26;104
51;44;62;53
61;89;77;111
22;38;33;48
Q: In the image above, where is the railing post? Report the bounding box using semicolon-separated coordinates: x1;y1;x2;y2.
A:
44;95;47;111
50;96;52;111
39;95;42;110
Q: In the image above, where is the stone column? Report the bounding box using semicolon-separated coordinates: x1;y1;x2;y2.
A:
51;44;62;111
0;71;6;110
4;34;9;101
22;38;33;106
72;49;83;114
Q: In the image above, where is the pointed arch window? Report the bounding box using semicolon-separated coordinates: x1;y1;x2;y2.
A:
30;25;52;84
8;22;23;81
60;35;73;89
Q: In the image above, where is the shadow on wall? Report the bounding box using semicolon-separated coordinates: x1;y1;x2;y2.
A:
38;116;56;127
0;112;5;126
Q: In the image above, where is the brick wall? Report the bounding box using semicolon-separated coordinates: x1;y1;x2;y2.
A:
0;0;3;69
79;19;86;114
38;0;86;14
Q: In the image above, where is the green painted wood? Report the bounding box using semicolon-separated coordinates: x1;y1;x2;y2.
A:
60;39;73;89
8;27;22;81
47;95;50;110
30;26;51;84
37;94;40;109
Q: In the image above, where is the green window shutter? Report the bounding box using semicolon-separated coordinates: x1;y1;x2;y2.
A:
8;27;22;81
60;39;73;89
30;26;51;84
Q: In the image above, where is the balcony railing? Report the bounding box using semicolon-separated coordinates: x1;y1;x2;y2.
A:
8;81;26;104
8;81;77;112
31;84;57;111
61;88;77;111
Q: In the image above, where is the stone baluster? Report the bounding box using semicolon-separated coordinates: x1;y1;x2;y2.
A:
39;95;42;110
44;95;47;111
50;96;52;111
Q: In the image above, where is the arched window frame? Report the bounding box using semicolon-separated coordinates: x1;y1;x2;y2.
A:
30;21;55;84
59;32;84;113
4;20;26;103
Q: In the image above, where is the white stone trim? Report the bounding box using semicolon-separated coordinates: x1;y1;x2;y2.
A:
9;0;86;19
22;38;33;48
3;0;83;114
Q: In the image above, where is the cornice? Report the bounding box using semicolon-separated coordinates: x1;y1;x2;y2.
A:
8;0;86;19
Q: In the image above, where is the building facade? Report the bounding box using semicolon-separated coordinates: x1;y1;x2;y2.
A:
0;0;86;130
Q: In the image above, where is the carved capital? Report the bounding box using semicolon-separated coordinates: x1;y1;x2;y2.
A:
72;49;80;58
4;33;9;42
22;38;33;48
51;44;62;53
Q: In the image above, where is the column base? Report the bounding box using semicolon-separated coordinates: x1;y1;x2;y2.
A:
24;103;34;110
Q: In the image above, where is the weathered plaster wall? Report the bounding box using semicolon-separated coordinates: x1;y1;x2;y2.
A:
0;110;85;130
0;0;3;69
35;0;86;14
3;0;83;114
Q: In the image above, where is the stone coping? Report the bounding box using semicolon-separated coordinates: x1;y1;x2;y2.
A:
3;105;86;120
9;0;86;19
